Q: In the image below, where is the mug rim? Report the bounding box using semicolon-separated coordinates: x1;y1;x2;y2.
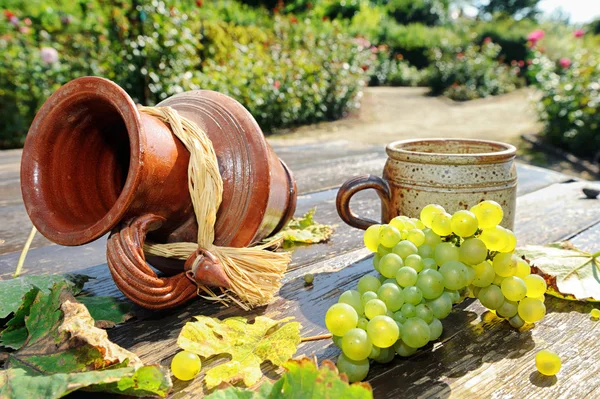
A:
386;138;516;165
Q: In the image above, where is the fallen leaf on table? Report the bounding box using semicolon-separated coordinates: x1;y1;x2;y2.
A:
205;357;373;399
178;315;301;389
0;282;171;398
268;208;334;245
77;296;135;328
516;242;600;302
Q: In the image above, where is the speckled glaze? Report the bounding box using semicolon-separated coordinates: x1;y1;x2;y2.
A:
337;138;517;230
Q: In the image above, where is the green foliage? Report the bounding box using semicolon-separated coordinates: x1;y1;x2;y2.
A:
369;51;428;87
387;0;449;26
474;18;535;65
478;0;542;20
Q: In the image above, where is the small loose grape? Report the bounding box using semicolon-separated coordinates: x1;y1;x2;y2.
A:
379;253;404;278
365;299;387;320
450;210;479;237
407;229;426;247
423;228;442;247
434;242;460;266
396;266;418;287
336;353;369;383
518;298;546;323
591;308;600;320
403;286;424;305
496;299;518;318
361;291;378;305
357;275;382;294
470;200;503;229
377;283;405;312
380;225;402;248
401;303;416;318
431;212;453;236
401;317;431;349
478;285;504;310
325;303;358;336
420;204;446;228
417;269;445;299
404;254;424;272
303;273;314;285
480;226;509;252
171;351;202;381
459;238;488;265
427;292;453;319
366;315;400;348
357;317;369;330
535;350;561;376
501;276;528;302
393;240;419;259
394;339;418;357
524;274;547;298
418;244;434;259
515;258;531;279
493;253;517;277
342;328;373;361
439;261;469;290
428;318;443;340
364;224;383;252
415;304;434;323
339;290;364;316
422;258;438;270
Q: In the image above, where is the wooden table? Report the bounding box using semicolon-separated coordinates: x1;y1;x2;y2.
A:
1;141;600;398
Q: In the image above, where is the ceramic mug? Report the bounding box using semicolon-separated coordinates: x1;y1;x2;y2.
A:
336;138;517;230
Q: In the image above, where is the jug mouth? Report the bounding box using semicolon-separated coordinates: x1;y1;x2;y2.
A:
386;138;516;165
21;77;143;246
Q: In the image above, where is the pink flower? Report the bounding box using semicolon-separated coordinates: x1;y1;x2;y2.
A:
483;37;492;44
273;80;281;89
518;60;525;68
527;29;545;46
9;16;19;26
559;57;571;69
353;37;371;49
40;47;59;64
574;29;584;38
19;26;29;34
23;17;31;26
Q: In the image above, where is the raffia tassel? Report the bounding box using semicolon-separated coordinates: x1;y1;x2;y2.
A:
138;106;292;309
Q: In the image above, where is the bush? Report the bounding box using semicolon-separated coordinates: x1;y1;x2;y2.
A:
428;41;524;101
387;0;449;26
369;50;428;87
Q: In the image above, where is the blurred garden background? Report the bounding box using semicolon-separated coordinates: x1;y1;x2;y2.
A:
1;0;599;176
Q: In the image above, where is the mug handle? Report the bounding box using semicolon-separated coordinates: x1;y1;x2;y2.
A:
336;174;391;230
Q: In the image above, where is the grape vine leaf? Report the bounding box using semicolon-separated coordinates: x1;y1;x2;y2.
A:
77;296;135;328
268;208;334;245
205;357;373;399
516;242;600;302
178;315;302;389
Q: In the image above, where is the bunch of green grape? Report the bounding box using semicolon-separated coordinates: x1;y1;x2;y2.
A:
325;200;547;382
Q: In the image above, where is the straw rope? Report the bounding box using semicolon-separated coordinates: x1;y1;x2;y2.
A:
139;106;291;309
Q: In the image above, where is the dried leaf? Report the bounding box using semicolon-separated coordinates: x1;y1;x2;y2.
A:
268;208;334;245
516;243;600;302
178;316;301;389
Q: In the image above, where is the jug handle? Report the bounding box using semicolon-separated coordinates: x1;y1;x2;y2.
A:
336;174;391;230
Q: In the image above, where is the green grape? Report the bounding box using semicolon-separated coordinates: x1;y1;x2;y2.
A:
422;258;438;270
357;317;369;330
536;350;561;376
591;308;600;320
304;273;314;285
403;286;423;305
445;290;461;304
339;290;364;316
392;240;418;259
403;219;417;230
434;242;460;266
342;328;373;361
366;315;400;348
377;244;392;256
383;278;397;286
395;321;404;331
404;254;424;272
450;210;479;237
465;266;476;286
386;309;395;318
377;283;405;312
364;224;383;252
393;311;407;324
423;228;442;247
380;225;402;248
369;346;381;359
500;276;527;302
357;275;382;294
415;304;434;323
401;303;416;318
393;339;418;357
493;253;517;277
373;254;382;272
470;200;503;229
332;335;343;348
477;285;504;310
378;274;388;283
427;292;453;319
532;294;545;302
470;285;481;298
493;274;505;286
459;238;488;265
407;229;426;247
401;230;408;240
418;244;434;259
171;351;202;381
401;317;430;349
396;266;418;287
379;253;404;278
361;291;378;305
518;298;546;323
509;314;525;328
389;216;406;231
414;219;426;229
472;261;495;287
336;353;369;383
439;261;469;290
524;274;547;298
420;204;446;228
428;318;443;341
480;226;509;252
373;346;396;364
416;269;445;299
498;227;517;253
515;258;531;279
431;212;453;236
325;303;358;336
364;299;387;320
496;299;518;318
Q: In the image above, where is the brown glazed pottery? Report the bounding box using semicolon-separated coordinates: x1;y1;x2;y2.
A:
337;138;517;230
21;76;297;309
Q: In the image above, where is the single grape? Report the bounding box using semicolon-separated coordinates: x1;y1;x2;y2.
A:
401;317;431;349
427;292;453;319
431;212;453;236
465;266;476;286
357;317;369;330
480;226;509;252
518;298;546;323
478;285;504;310
470;200;503;229
369;346;381;359
404;219;417;230
493;274;505;286
501;276;527;302
423;228;442;247
531;295;545;302
325;303;358;336
394;339;418;357
450;210;479;237
390;216;408;230
342;328;373;361
416;269;445;299
445;289;461;304
591;308;600;320
357;275;382;294
515;258;531;279
396;266;418;287
428;318;443;340
439;260;470;290
361;291;378;305
422;258;438;270
414;219;426;230
493;252;517;277
378;274;388;283
339;290;364;315
407;229;426;247
336;353;369;383
364;299;387;320
535;350;561;376
366;315;400;348
393;311;407;324
434;242;460;266
496;299;518;318
415;303;434;323
459;238;488;265
383;278;397;286
332;335;343;348
401;303;417;318
364;224;382;252
420;204;446;228
470;285;482;298
524;274;547;298
393;240;418;259
373;254;382;272
171;351;202;381
509;314;525;328
403;286;424;305
372;346;395;364
378;253;403;278
498;227;517;253
418;244;434;259
380;225;402;248
377;283;405;312
404;254;424;272
304;273;314;285
377;244;392;256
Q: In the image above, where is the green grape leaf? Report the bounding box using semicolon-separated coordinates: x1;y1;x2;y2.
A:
205;358;373;399
268;208;335;245
178;315;302;389
77;296;135;328
0;273;90;319
516;242;600;302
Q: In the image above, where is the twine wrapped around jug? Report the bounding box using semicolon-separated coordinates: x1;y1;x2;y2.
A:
139;106;291;309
